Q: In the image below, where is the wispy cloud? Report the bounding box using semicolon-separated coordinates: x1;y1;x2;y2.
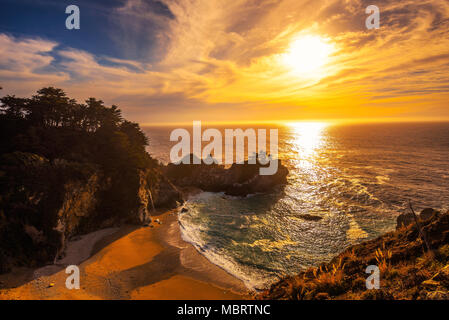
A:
1;0;449;123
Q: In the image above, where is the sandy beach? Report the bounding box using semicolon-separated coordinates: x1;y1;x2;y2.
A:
0;210;250;300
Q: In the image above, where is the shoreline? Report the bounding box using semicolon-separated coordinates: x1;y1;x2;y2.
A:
0;210;250;300
2;205;447;300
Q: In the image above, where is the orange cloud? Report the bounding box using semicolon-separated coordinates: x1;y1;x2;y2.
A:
1;0;449;124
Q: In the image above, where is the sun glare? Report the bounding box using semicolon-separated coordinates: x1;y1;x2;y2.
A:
282;35;334;78
288;122;328;163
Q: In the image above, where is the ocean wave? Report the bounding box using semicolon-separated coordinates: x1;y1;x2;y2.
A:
178;204;279;290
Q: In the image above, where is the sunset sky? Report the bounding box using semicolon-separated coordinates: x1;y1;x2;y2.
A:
1;0;449;125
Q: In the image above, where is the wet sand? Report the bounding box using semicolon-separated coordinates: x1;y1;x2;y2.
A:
0;210;250;300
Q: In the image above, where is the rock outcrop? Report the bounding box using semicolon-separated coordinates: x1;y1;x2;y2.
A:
164;154;289;196
396;208;440;230
135;168;184;225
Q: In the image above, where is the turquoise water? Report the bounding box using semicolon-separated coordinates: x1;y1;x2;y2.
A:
144;122;449;290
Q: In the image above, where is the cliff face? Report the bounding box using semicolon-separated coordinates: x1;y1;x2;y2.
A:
53;172;100;260
0;152;96;272
259;208;449;300
0;152;183;273
135;168;184;225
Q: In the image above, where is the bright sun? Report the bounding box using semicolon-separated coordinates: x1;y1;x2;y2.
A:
282;35;334;78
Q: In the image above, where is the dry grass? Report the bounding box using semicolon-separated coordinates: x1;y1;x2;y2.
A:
375;242;392;274
260;211;449;300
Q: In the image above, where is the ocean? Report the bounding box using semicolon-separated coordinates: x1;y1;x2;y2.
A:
143;122;449;290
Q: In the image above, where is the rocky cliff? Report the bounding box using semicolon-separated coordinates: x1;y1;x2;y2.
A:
0;152;182;273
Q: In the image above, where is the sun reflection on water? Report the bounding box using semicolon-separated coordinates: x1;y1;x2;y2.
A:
287;122;328;168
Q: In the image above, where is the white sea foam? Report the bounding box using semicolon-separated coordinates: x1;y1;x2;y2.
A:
177;198;278;291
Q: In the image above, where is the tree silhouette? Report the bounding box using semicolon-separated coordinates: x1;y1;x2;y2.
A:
0;87;154;169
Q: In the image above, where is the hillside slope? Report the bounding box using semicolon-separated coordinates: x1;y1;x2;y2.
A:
259;208;449;300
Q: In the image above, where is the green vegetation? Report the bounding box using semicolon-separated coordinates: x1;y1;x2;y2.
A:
0;87;168;273
0;87;159;221
0;87;154;169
